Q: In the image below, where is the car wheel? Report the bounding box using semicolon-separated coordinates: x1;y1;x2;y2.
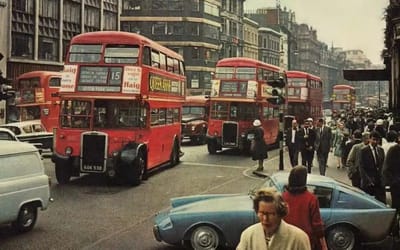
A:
55;162;71;184
189;225;220;250
126;150;145;186
207;141;217;154
326;225;357;250
12;204;38;233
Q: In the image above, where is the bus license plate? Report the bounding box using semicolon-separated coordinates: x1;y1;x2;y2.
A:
82;164;104;172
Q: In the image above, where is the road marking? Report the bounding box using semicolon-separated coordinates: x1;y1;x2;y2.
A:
183;161;248;169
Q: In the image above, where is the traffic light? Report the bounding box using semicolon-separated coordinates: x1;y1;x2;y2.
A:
266;77;286;105
0;83;14;101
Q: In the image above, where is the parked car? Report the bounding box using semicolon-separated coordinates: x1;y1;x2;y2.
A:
0;127;18;141
153;172;397;250
0;120;53;150
0;140;51;232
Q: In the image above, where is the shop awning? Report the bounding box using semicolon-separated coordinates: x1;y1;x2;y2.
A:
343;69;389;81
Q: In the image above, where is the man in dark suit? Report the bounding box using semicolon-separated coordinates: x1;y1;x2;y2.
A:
360;131;386;203
299;118;316;173
285;119;300;167
314;118;332;176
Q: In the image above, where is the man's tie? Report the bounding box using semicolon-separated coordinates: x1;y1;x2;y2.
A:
373;147;378;165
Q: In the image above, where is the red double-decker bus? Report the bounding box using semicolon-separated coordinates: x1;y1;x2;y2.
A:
206;57;283;154
52;31;186;185
332;84;356;111
12;71;61;131
286;71;323;124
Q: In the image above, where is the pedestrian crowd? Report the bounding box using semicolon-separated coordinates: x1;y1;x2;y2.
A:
284;107;400;209
241;108;400;249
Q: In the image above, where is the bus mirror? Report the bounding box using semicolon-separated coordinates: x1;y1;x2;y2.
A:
0;53;3;61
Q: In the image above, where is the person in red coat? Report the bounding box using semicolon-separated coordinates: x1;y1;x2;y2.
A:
282;166;328;250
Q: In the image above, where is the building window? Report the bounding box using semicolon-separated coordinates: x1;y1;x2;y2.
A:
191;0;199;11
39;37;58;61
123;0;142;10
204;2;219;17
190;72;200;89
204;24;219;40
190;24;199;36
11;32;33;59
63;1;80;22
13;0;34;13
103;11;117;30
192;47;200;59
152;22;166;35
167;22;184;35
84;6;100;29
152;0;183;11
39;0;58;18
121;22;141;33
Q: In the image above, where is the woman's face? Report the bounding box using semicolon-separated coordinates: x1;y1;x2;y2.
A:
257;201;281;235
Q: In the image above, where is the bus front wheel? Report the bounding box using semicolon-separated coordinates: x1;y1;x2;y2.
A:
55;163;71;184
125;151;145;186
169;142;180;167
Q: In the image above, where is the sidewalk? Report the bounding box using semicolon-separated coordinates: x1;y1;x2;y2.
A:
253;149;351;185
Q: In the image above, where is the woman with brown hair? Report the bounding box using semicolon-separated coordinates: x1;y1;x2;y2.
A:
282;166;328;250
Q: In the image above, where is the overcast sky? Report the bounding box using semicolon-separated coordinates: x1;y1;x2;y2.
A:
244;0;389;65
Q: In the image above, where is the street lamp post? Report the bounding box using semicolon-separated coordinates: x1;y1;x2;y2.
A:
378;81;381;108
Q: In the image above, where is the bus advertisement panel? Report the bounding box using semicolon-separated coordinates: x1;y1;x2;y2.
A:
13;71;61;131
332;84;356;111
286;71;323;124
52;31;186;186
182;95;209;145
207;57;283;154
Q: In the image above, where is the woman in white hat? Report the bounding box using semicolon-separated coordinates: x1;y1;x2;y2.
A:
251;119;268;171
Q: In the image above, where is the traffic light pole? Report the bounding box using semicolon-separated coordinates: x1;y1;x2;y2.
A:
278;109;284;170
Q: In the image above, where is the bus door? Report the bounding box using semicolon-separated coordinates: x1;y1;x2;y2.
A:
149;108;165;167
261;105;279;145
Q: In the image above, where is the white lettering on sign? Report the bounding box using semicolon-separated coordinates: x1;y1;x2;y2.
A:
60;65;78;92
122;66;141;94
83;165;104;171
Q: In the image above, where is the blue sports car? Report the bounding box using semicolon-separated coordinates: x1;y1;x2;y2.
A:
153;172;398;250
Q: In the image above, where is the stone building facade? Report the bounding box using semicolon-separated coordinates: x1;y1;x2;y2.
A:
2;0;120;80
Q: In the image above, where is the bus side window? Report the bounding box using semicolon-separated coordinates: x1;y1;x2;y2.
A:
179;61;185;76
167;57;174;72
142;47;151;66
151;50;160;68
159;53;166;71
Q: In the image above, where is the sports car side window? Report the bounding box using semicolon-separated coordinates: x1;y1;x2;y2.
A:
307;185;332;208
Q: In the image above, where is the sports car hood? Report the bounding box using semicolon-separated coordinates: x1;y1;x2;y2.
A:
170;194;253;213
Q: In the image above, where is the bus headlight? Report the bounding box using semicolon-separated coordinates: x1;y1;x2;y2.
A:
65;146;73;155
191;125;196;131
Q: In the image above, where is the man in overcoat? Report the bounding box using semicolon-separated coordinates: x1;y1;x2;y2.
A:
314;118;332;176
299;118;316;173
285;119;301;167
359;131;386;203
